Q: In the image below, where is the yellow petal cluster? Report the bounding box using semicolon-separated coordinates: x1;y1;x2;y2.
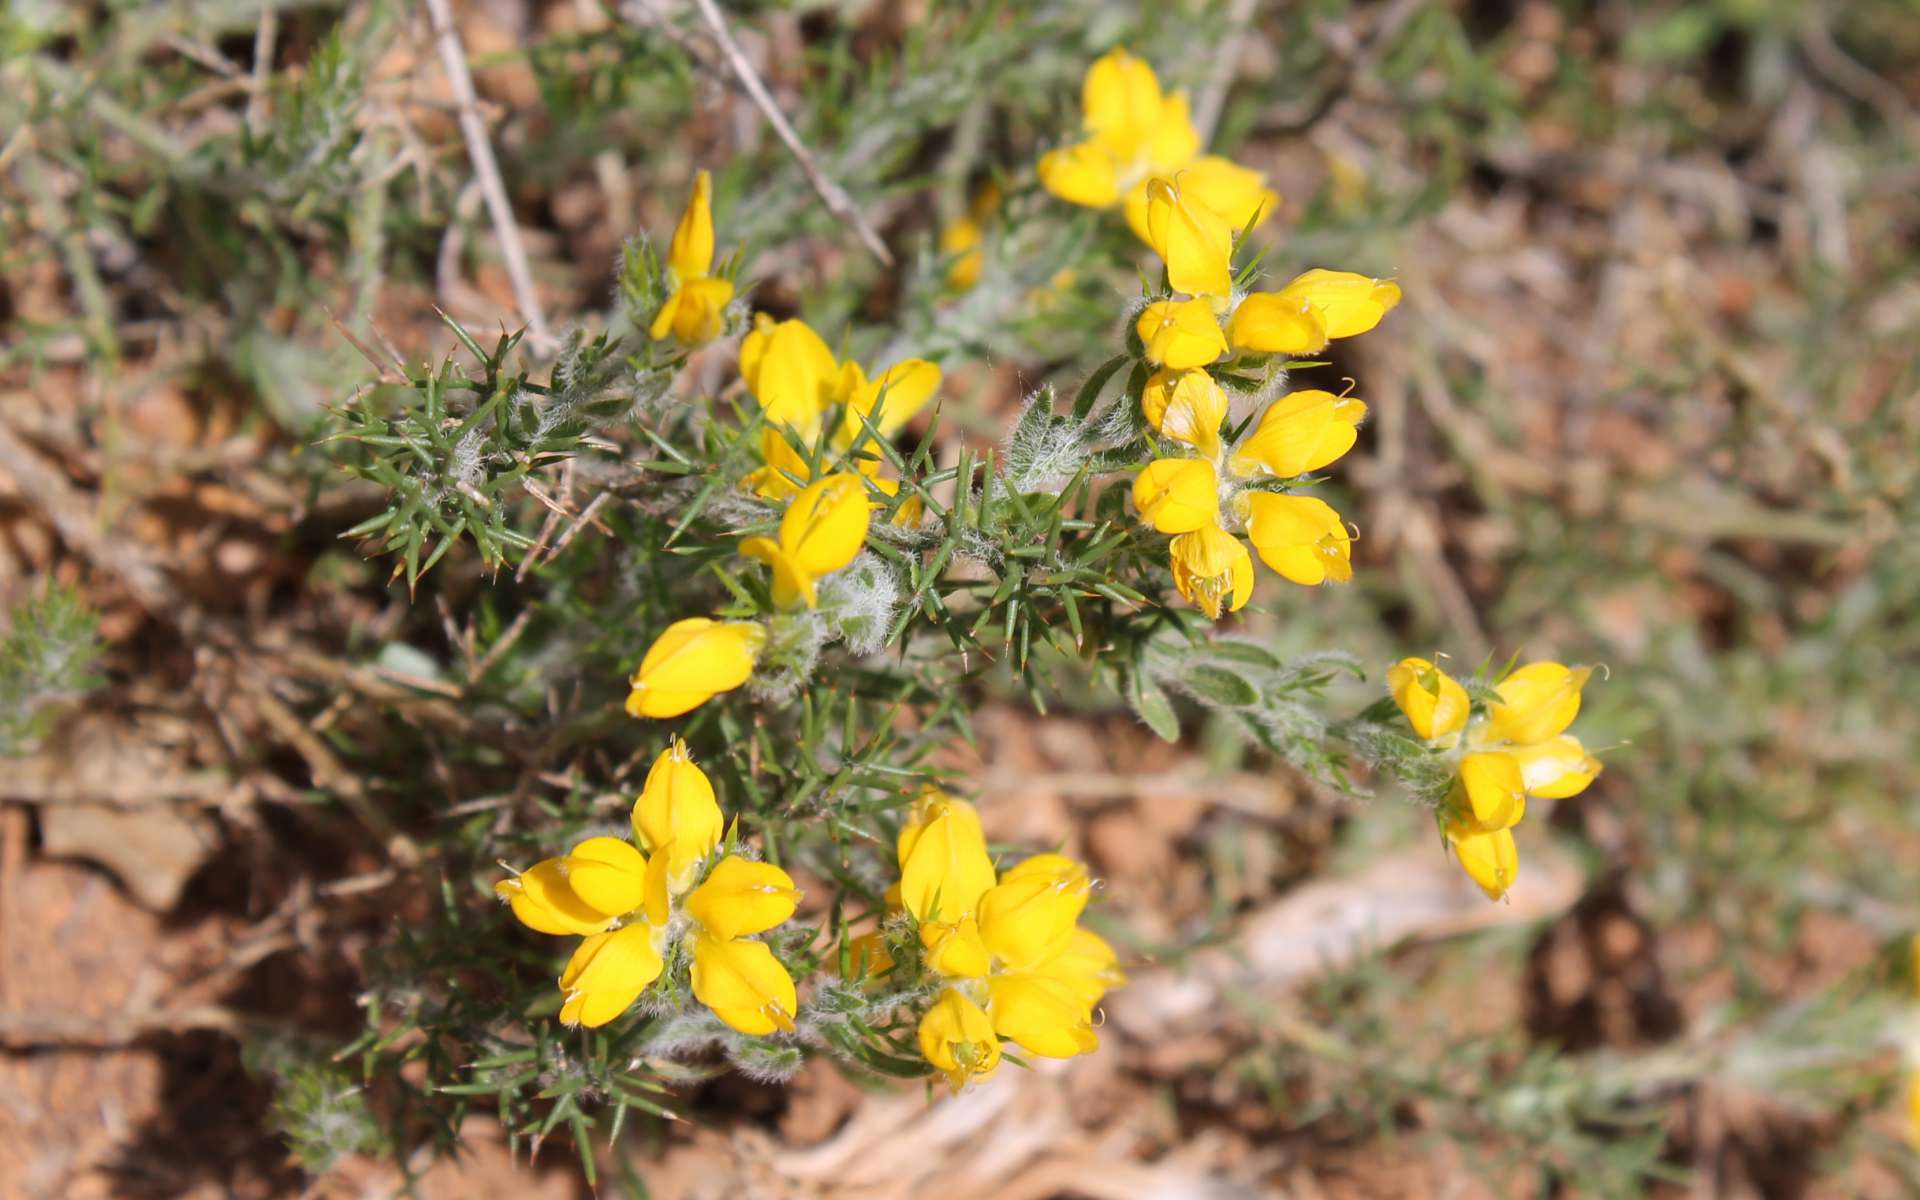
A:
1141;368;1227;460
1228;269;1402;356
649;170;735;345
737;314;940;502
895;795;1125;1091
497;746;802;1036
626;617;765;720
1136;298;1227;369
1243;493;1353;586
1386;657;1604;901
739;473;873;608
1038;50;1276;249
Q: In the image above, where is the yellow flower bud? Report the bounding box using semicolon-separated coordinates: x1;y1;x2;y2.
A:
690;932;798;1035
1507;734;1602;800
684;854;802;941
978;856;1091;970
562;836;652;917
625;617;765;719
1387;657;1470;742
1131;457;1219;534
666;169;716;283
495;858;615;937
1243;493;1353;585
559;923;664;1028
1444;817;1518;902
1272;269;1401;339
1229;389;1367;480
1145;176;1234;300
986;974;1099;1058
1169;523;1254;619
1226;292;1328;356
917;987;1001;1092
1456;751;1527;832
632;739;722;883
1136;298;1227;369
740;472;873;608
1140;368;1227;459
739;316;841;436
921;917;993;979
897;791;997;924
649;170;735;344
1486;662;1594;746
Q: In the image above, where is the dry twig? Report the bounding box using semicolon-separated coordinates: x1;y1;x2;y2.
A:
420;0;555;352
684;0;895;267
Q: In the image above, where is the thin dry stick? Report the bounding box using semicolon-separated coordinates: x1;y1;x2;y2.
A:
685;0;894;267
1191;0;1260;143
421;0;555;352
246;5;278;137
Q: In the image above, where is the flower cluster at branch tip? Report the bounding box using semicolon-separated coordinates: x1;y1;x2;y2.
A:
1389;657;1603;901
650;170;733;345
1127;277;1394;616
893;792;1125;1092
1039;49;1277;250
495;740;803;1034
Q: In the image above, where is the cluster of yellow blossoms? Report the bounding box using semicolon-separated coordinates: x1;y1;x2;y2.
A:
878;793;1124;1092
1388;658;1603;900
625;176;937;721
1123;178;1400;616
496;740;803;1034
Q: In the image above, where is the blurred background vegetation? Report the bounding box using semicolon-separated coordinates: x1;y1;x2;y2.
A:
1;0;1917;1196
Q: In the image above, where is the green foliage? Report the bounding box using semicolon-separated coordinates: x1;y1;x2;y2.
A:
0;584;104;756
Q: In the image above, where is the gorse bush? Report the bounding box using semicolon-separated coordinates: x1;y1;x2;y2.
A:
323;44;1612;1179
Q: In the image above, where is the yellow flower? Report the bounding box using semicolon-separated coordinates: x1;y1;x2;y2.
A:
740;315;842;436
625;617;766;719
684;854;802;942
740;473;873;608
1227;291;1328;356
562;835;653;917
921;916;993;979
650;170;735;345
632;739;723;885
1243;493;1353;585
1141;368;1227;459
896;791;997;924
986;974;1099;1058
1040;927;1127;1009
836;359;941;449
1038;50;1275;247
869;475;926;529
1486;662;1594;747
1169;523;1254;619
1506;734;1602;800
744;426;815;502
496;858;614;936
1131;457;1219;534
1124;154;1276;247
1144;175;1233;300
1444;816;1518;902
1455;751;1526;832
559;924;665;1028
1229;389;1368;480
941;216;985;292
1272;269;1402;338
1387;657;1470;742
918;987;1001;1092
690;932;798;1035
1136;298;1226;369
977;854;1092;970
